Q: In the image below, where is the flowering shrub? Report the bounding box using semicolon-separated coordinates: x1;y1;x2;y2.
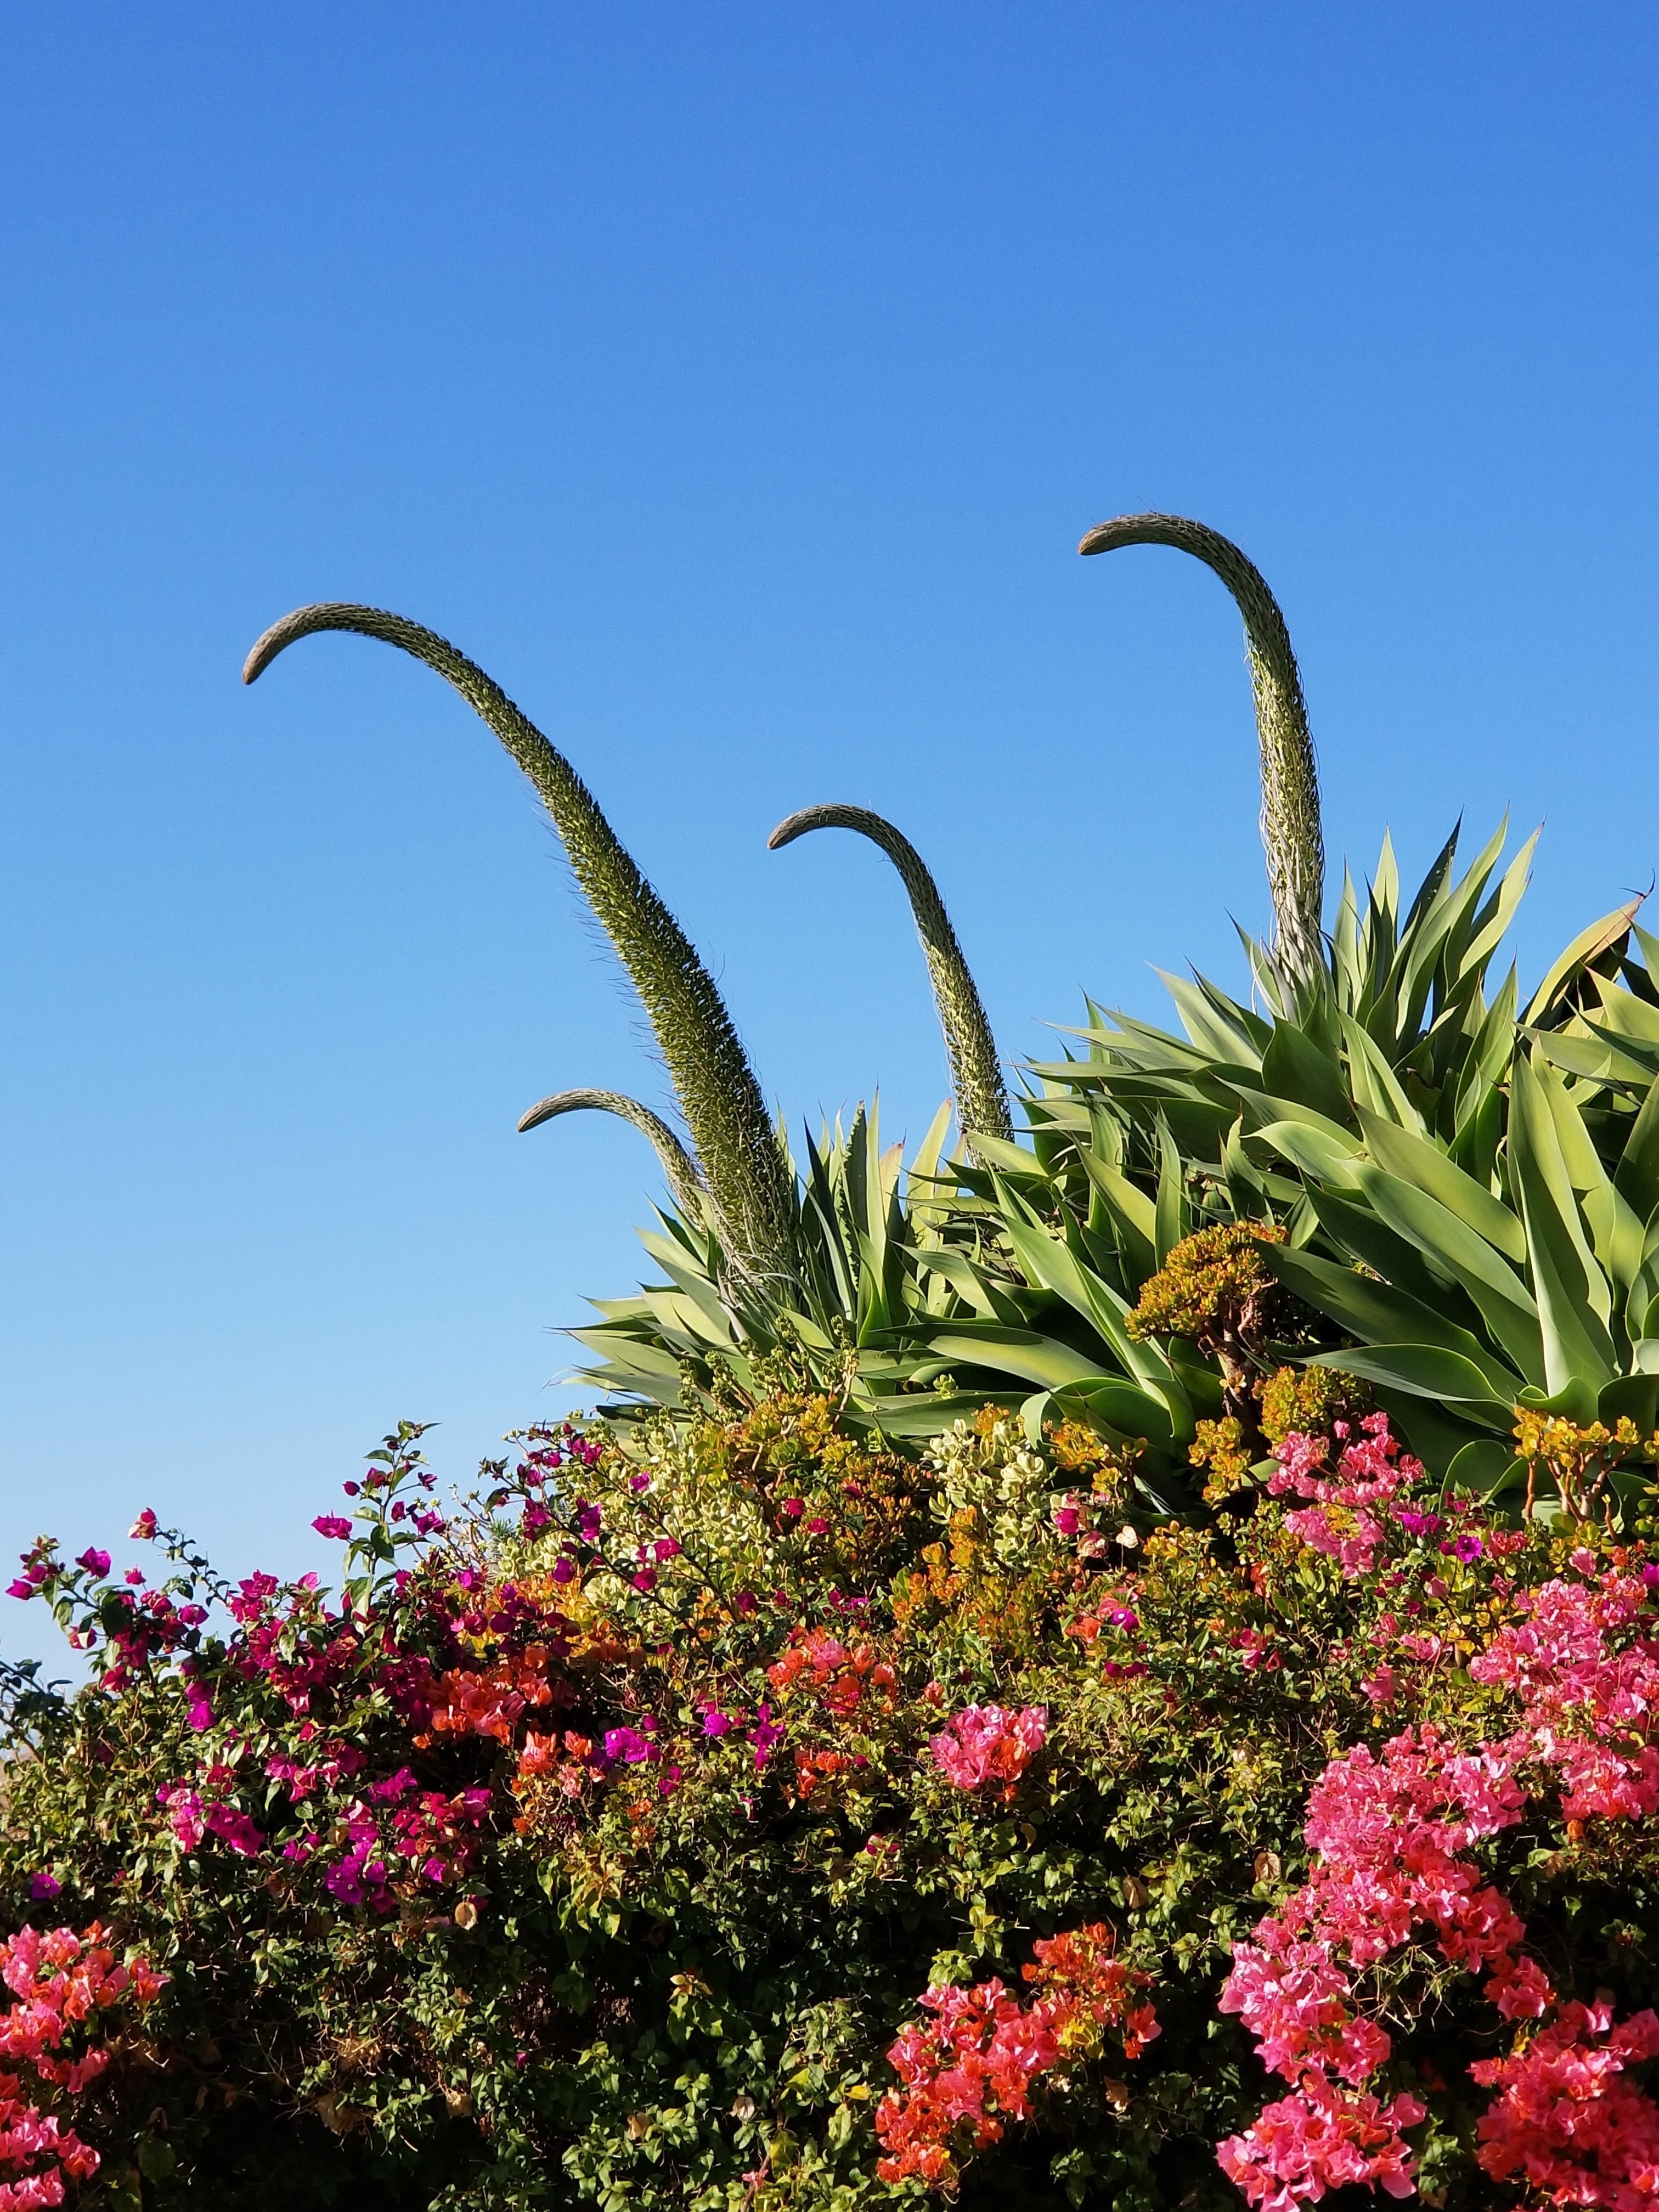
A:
1;1392;1658;2208
0;1925;163;2208
874;1925;1158;2190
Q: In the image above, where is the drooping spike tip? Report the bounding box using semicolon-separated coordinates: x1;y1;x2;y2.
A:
1077;513;1325;984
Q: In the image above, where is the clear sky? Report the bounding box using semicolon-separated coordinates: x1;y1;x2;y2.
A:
1;4;1655;1650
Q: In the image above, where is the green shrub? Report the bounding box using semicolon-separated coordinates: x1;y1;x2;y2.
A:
2;1393;1657;2208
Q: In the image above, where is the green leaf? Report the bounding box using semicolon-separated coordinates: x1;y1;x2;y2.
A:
1458;828;1537;979
1339;1015;1426;1133
1509;1053;1617;1391
1254;1119;1364;1186
1523;899;1642;1025
1266;1243;1523;1401
1345;1161;1544;1384
1306;1344;1513;1427
1616;1074;1659;1222
1355;1108;1526;1263
1529;1027;1659;1087
1076;1153;1158;1280
856;1392;1023;1438
995;1182;1191;1434
1598;1373;1659;1431
915;1322;1113;1386
1154;1115;1186;1265
1224;1084;1355;1150
1444;1438;1521;1498
1154;971;1267;1065
1259;1019;1355;1129
964;1133;1043;1180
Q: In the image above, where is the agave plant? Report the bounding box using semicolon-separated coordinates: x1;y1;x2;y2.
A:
1250;933;1659;1510
242;533;1654;1528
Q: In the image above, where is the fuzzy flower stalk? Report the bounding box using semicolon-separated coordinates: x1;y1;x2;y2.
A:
242;605;793;1290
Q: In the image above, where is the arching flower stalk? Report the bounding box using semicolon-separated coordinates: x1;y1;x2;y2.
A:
243;604;795;1288
516;1087;710;1231
768;804;1012;1159
1079;513;1325;984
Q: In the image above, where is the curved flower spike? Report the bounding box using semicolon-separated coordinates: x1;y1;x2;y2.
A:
243;604;795;1288
517;1087;709;1226
768;804;1012;1156
1079;514;1325;983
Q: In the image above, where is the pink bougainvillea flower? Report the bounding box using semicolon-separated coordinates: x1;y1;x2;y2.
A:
929;1706;1047;1793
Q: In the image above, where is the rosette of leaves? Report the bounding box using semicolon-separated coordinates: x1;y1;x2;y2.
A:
1244;965;1659;1515
570;1103;1206;1516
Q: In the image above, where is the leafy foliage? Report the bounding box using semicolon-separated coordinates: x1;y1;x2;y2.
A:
3;1395;1659;2208
12;511;1629;2212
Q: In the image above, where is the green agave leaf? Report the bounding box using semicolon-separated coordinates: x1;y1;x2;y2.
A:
1338;1014;1425;1133
1331;865;1360;985
639;1285;733;1353
568;1326;688;1398
1530;1028;1659;1088
1430;818;1510;977
1266;1244;1525;1402
913;1245;1019;1323
1346;1161;1542;1361
1306;1344;1514;1428
1077;1150;1158;1279
1523;899;1642;1026
964;1132;1049;1182
1457;828;1537;980
1372;829;1401;927
904;1099;957;1239
1153;971;1267;1065
1514;1377;1600;1425
1532;1053;1644;1294
1224;1084;1356;1150
856;1391;1026;1439
1387;821;1465;1024
994;1182;1192;1432
1509;1053;1616;1392
1259;1019;1355;1128
919;1324;1141;1398
1444;1437;1522;1499
1453;964;1519;1135
1254;1118;1364;1186
635;1229;742;1344
785;1310;839;1355
1154;1115;1186;1265
1598;1373;1659;1430
1355;1108;1526;1262
1301;1182;1469;1316
1223;1114;1267;1215
1617;1077;1659;1223
1587;977;1659;1049
1193;973;1273;1054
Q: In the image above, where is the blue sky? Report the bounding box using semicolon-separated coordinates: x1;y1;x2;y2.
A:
1;4;1655;1646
